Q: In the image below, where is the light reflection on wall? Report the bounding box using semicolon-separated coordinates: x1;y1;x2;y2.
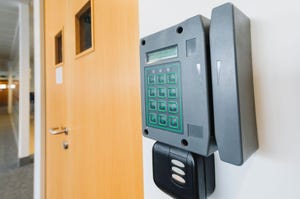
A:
0;84;7;89
0;84;16;90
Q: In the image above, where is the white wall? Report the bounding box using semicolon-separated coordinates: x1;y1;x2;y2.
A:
9;27;20;142
18;2;31;159
140;1;300;199
33;0;45;197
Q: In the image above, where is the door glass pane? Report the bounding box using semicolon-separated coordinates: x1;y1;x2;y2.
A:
76;1;92;54
55;31;63;64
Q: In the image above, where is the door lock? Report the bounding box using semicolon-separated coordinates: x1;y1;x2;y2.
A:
62;141;69;150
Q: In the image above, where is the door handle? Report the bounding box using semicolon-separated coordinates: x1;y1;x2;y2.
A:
49;127;68;135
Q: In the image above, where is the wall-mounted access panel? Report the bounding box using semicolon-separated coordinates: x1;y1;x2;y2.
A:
140;15;216;157
140;2;258;199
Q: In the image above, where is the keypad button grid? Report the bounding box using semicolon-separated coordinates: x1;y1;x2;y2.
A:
144;62;183;134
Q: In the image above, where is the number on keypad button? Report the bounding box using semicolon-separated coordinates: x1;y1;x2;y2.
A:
157;74;166;84
168;87;177;98
158;88;166;98
168;102;178;113
149;100;157;110
149;113;157;124
169;116;179;128
158;114;167;126
158;101;167;112
167;73;177;84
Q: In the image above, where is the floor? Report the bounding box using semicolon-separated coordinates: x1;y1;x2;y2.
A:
0;106;33;199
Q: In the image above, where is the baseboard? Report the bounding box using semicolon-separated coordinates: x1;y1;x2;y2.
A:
19;154;34;167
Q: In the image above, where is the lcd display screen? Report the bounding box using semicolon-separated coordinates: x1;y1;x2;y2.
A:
147;45;178;63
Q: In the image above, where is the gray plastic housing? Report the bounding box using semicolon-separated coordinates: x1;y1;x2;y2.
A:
210;3;258;165
140;16;216;156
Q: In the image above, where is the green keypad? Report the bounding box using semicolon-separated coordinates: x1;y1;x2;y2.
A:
144;62;183;134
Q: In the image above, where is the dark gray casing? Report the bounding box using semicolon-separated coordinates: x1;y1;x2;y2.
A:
210;3;258;165
140;16;216;156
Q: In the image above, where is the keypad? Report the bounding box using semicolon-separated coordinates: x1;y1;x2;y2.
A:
144;62;183;133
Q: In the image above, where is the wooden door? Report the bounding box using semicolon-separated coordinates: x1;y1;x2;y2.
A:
45;0;68;198
45;0;143;198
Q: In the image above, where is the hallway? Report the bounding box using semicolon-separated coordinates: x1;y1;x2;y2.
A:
0;107;33;199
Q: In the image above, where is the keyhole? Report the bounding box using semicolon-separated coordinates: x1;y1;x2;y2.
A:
63;141;69;150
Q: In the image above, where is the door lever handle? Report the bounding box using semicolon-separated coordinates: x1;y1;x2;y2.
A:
49;127;68;135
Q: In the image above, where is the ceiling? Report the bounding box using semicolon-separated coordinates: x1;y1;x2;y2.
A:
0;1;18;72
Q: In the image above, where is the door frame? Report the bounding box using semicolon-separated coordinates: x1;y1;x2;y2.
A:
33;0;46;198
